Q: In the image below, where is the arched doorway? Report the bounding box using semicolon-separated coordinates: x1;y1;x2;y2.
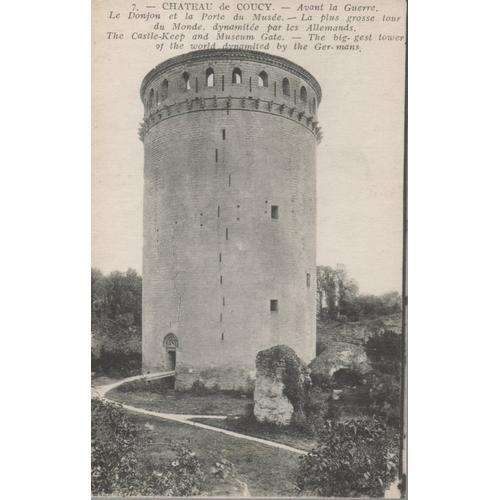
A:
163;333;178;371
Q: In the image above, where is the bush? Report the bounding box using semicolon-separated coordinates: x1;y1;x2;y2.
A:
297;417;399;497
365;371;401;427
91;398;204;496
316;341;327;356
365;330;402;376
115;376;174;394
98;348;141;376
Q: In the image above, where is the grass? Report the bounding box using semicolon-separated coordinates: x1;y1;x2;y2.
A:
191;415;316;452
126;411;301;496
108;378;252;416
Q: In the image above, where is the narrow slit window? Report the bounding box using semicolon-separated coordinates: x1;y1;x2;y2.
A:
222;75;225;91
228;174;231;187
306;273;311;287
222;296;225;306
270;299;279;312
225;228;228;240
249;77;252;92
220;275;223;285
219;252;222;262
274;81;277;97
215;149;218;162
221;332;224;341
222;129;226;140
206;67;215;87
220;313;223;322
195;77;198;93
217;205;220;217
271;205;279;219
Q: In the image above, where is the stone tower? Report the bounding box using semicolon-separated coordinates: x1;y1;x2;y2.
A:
140;49;322;390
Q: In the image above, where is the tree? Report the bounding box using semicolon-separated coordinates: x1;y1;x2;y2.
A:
297;417;399;497
316;264;359;320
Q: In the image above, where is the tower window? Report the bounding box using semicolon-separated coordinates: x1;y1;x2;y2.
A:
206;67;215;87
195;77;199;93
274;81;277;97
148;88;154;111
217;205;220;217
228;174;231;187
182;72;191;90
222;129;226;140
220;313;223;322
282;77;290;96
215;149;218;162
271;205;279;219
222;75;225;91
258;71;268;87
232;67;242;84
161;79;168;100
300;86;307;102
306;273;311;287
220;275;223;285
225;227;228;240
222;296;225;306
219;252;222;262
221;332;224;341
270;299;279;312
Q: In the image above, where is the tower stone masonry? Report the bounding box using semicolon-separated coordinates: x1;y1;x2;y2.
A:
140;49;322;390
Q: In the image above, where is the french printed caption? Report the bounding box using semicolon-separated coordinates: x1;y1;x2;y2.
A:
105;2;405;53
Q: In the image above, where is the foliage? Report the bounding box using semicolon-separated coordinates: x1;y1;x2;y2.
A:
96;348;142;376
317;265;359;320
256;345;311;413
365;330;402;375
297;417;399;497
91;268;142;376
316;265;401;321
365;371;401;427
91;398;204;496
91;268;142;326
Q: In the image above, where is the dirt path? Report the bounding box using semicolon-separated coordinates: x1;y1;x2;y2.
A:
93;373;307;456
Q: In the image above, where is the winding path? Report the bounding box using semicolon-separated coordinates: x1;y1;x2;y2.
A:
92;373;307;456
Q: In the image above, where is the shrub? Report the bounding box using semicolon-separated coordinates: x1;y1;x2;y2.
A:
91;398;203;496
365;371;401;426
297;417;399;497
98;348;141;377
365;330;402;376
115;376;174;394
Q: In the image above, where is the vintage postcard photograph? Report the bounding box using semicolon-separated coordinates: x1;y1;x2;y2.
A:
91;0;407;497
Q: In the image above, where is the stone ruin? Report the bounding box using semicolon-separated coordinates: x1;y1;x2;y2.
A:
253;345;311;426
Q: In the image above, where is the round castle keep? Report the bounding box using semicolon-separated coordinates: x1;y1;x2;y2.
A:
140;49;321;390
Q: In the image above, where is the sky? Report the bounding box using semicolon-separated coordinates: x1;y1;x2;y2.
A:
92;0;406;295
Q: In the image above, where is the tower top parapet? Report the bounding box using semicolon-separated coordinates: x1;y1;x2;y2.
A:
140;49;322;104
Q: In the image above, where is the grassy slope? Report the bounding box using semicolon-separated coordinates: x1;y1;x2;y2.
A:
127;412;301;497
108;386;252;416
317;312;402;348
